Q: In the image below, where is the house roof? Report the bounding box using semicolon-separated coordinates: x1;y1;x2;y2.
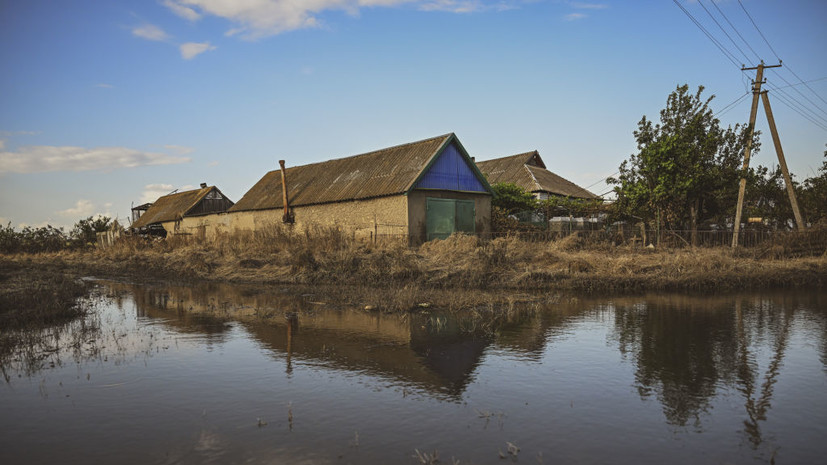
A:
476;151;600;200
131;186;217;229
229;133;490;212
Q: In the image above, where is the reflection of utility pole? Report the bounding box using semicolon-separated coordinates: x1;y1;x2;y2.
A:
732;62;804;247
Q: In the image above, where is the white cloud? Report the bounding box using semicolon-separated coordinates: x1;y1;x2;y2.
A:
180;41;217;59
162;1;516;39
0;140;4;150
163;0;202;21
207;161;219;167
132;23;171;41
140;184;175;204
565;12;586;20
139;183;194;204
164;144;195;155
0;145;191;174
58;200;96;218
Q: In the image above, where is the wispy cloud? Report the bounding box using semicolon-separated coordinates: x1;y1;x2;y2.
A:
162;0;517;39
132;23;171;41
164;144;195;155
565;12;586;20
570;2;608;10
162;0;202;21
95;83;114;89
180;41;216;59
0;145;191;174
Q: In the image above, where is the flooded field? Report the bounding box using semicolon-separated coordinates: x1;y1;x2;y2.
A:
1;281;825;465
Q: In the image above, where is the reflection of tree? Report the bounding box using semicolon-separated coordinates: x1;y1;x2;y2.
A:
613;297;738;427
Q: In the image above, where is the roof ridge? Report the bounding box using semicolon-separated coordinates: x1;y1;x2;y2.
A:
272;133;454;173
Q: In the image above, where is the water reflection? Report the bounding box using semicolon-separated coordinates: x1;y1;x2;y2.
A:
609;292;827;451
2;280;825;465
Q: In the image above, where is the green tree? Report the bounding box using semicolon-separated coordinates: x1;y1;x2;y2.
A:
800;146;827;225
70;215;111;247
610;84;758;245
491;182;538;214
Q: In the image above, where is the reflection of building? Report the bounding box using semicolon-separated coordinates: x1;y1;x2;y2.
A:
109;281;578;398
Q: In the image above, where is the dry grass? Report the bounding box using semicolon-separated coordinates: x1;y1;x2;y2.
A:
3;223;825;295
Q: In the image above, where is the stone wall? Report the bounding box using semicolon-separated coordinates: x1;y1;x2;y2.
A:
167;195;409;240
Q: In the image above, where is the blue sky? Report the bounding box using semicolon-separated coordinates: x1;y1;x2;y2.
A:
1;0;826;229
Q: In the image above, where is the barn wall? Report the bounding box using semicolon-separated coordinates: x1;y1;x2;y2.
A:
168;195;409;240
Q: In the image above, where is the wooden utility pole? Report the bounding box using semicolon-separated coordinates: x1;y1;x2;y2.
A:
731;62;792;247
760;91;804;230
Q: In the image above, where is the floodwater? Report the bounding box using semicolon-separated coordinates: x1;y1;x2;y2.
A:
1;282;825;465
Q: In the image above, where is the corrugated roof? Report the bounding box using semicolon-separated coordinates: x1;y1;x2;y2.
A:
132;186;214;229
229;133;466;212
477;151;600;200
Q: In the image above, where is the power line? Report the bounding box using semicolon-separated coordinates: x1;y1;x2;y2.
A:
766;82;827;128
772;75;827;90
738;0;782;62
672;0;742;69
766;84;827;132
769;69;827;120
583;171;619;191
785;65;827;112
714;91;751;118
698;0;751;64
711;0;762;63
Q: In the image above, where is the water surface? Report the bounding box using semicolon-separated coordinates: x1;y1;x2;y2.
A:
1;282;825;464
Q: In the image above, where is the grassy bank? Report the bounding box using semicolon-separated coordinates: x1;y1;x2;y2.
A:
3;224;825;295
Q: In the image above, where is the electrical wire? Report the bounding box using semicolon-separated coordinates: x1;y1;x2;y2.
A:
583;172;619;191
711;0;762;63
784;66;827;112
769;69;827;120
765;84;827;132
672;0;742;69
714;91;751;118
698;0;751;64
772;76;827;90
738;0;782;62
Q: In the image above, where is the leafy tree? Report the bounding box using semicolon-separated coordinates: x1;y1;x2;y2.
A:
70;215;112;247
800;146;827;225
491;182;538;214
609;84;759;245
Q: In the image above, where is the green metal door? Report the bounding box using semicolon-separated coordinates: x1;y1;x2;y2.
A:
426;198;476;241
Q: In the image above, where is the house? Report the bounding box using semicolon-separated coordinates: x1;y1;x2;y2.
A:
130;184;234;237
476;151;600;201
224;133;493;244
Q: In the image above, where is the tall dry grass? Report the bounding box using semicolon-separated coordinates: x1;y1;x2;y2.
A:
8;222;825;293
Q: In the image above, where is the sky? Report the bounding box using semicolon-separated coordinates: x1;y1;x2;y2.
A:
1;0;826;229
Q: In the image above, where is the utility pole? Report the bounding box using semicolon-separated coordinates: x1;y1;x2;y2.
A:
760;91;805;231
731;62;803;247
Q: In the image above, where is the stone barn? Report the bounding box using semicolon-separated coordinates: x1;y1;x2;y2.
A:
130;184;234;237
225;133;493;244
